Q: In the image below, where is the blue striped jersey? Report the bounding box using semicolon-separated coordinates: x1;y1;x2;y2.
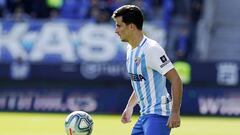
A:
126;36;174;116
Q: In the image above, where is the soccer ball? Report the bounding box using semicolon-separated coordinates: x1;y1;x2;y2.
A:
65;111;93;135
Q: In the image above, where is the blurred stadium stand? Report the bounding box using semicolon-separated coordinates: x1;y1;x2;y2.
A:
1;0;240;116
196;0;240;61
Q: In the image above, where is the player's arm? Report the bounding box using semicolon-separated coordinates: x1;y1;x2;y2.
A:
165;68;183;128
121;90;138;124
145;44;183;128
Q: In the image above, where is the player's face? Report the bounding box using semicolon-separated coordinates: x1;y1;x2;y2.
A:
114;16;130;42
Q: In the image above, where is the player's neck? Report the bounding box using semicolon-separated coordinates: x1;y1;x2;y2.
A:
129;32;143;49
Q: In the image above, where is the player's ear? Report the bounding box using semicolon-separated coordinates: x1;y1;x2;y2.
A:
129;23;135;30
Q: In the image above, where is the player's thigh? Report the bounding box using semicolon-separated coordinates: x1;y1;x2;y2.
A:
143;115;171;135
131;118;144;135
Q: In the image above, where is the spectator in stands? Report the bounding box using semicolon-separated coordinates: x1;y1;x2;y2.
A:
60;0;90;20
85;0;100;22
1;0;164;22
190;0;203;25
174;25;192;61
6;0;19;14
0;0;6;18
95;7;112;23
189;0;203;47
162;0;174;30
60;0;77;19
131;0;155;21
12;4;30;21
30;0;49;18
10;56;30;80
172;0;191;18
86;0;112;23
46;0;63;19
150;0;163;21
108;0;128;12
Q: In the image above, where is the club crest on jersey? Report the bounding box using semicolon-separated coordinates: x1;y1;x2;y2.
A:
134;57;141;66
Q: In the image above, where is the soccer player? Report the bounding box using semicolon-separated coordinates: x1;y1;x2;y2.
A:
112;5;183;135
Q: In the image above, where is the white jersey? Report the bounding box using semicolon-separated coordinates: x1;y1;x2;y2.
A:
126;36;174;116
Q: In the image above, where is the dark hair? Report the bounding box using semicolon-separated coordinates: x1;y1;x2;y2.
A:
112;5;144;30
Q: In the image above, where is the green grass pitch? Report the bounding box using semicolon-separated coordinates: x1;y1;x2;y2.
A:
0;112;239;135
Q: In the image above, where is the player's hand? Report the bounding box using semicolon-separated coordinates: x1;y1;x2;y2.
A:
121;107;133;124
166;112;181;128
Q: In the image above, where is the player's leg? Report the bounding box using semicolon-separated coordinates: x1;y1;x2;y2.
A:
143;114;171;135
131;117;144;135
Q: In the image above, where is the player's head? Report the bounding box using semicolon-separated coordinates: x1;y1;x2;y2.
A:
112;5;144;42
112;5;144;30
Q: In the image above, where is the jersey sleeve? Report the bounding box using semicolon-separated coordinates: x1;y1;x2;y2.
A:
145;45;174;75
